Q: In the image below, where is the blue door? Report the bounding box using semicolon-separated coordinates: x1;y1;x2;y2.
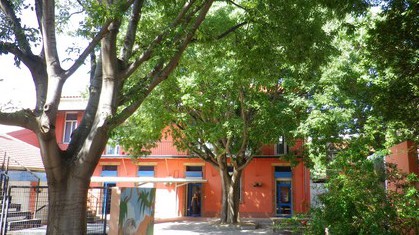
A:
103;182;116;214
187;183;201;216
276;180;292;216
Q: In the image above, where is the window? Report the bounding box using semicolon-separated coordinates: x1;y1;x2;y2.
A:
138;165;155;188
276;136;288;155
138;165;155;177
63;113;78;143
228;166;242;201
101;165;118;177
185;166;203;178
274;166;292;178
105;145;120;155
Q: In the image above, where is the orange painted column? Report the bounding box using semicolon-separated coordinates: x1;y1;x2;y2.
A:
387;141;418;175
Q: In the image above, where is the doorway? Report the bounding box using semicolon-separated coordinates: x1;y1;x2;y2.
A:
186;183;202;217
103;182;116;215
275;166;292;217
276;180;292;216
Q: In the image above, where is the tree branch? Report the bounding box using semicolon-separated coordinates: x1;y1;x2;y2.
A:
120;0;144;63
0;41;25;58
40;0;63;76
118;61;163;106
110;62;163;127
0;109;38;132
63;20;112;79
66;53;102;156
0;0;33;55
216;21;247;40
238;88;250;156
227;0;248;11
111;0;215;127
122;0;198;79
147;0;215;91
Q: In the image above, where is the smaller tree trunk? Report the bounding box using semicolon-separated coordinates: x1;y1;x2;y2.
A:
219;167;242;224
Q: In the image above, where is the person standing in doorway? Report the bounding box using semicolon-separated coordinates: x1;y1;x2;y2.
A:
191;189;200;216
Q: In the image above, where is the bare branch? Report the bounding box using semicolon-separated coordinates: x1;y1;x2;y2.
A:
0;109;38;131
41;0;60;68
66;53;102;156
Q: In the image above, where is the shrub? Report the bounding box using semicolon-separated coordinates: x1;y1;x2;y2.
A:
308;157;418;235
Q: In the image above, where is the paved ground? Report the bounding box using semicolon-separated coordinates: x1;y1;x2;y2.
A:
8;217;280;234
154;217;277;235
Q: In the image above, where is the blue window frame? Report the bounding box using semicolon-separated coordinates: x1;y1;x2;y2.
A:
101;165;118;177
185;166;203;178
138;165;154;177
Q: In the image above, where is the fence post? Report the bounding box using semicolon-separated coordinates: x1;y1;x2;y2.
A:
103;186;109;235
0;173;10;235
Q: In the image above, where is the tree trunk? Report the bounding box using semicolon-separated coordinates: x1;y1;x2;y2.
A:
46;173;90;234
219;167;242;224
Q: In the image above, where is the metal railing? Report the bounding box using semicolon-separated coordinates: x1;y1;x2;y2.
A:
0;184;111;234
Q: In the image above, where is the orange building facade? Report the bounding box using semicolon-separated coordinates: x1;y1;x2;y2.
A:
91;150;311;219
7;97;313;219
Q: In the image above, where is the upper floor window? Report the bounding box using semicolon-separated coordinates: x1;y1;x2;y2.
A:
276;136;288;155
101;165;118;177
63;113;78;143
185;166;203;178
138;165;155;188
105;145;120;155
138;165;155;177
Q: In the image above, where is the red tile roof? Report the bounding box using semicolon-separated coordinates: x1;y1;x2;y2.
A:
0;134;44;171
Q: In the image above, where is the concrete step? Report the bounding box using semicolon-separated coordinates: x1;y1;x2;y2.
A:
6;211;32;221
8;219;42;231
0;203;21;212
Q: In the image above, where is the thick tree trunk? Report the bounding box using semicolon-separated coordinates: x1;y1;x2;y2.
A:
219;167;242;224
38;132;105;235
46;173;90;234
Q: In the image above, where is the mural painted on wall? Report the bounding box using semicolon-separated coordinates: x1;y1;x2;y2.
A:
119;188;156;235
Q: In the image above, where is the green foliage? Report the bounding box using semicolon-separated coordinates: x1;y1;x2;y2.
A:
272;215;309;234
385;166;419;234
114;0;358;160
366;0;419;133
309;156;394;234
298;5;418;174
308;154;419;235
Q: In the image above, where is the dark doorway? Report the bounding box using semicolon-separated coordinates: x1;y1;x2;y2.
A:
276;180;292;216
275;166;292;217
186;183;202;217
